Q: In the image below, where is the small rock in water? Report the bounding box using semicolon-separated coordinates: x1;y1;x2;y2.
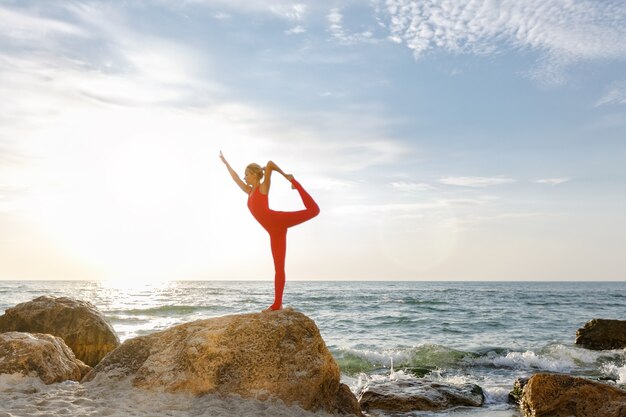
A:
404;367;433;378
508;377;529;405
520;373;626;417
575;318;626;350
0;332;91;384
0;295;120;367
356;376;484;412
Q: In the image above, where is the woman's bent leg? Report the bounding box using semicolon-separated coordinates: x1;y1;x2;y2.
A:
279;179;320;228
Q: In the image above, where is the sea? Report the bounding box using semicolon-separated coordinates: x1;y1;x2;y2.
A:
0;280;625;417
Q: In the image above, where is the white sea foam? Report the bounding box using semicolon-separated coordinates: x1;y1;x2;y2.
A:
544;343;615;365
0;374;334;417
466;344;603;372
602;363;626;384
354;368;423;394
482;386;511;405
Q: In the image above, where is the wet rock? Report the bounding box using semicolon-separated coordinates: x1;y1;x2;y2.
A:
404;367;433;378
335;383;364;416
508;377;529;405
356;376;484;412
0;295;119;367
520;373;626;417
0;332;91;384
575;319;626;350
83;308;361;415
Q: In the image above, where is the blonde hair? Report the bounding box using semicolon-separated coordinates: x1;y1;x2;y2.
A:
245;163;264;180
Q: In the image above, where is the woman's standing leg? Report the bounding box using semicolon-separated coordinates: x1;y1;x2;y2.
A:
267;229;287;311
263;179;319;311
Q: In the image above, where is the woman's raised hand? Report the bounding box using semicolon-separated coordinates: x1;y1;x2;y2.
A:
285;174;296;189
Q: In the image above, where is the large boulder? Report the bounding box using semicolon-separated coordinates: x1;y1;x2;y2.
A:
356;375;484;412
0;295;119;367
83;308;361;416
0;332;91;384
520;373;626;417
575;319;626;350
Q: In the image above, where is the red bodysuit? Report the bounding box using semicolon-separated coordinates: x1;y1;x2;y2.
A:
247;179;320;310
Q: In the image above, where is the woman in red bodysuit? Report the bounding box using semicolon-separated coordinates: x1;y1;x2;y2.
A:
220;151;320;311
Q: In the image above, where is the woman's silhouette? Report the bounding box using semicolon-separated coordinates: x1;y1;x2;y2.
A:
220;151;320;311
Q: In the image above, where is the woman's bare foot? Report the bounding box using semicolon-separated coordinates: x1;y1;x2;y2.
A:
285;174;296;189
263;304;282;312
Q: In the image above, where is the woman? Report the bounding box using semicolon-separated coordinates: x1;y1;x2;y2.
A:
219;151;320;311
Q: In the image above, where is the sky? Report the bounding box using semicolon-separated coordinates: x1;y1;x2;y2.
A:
0;0;625;282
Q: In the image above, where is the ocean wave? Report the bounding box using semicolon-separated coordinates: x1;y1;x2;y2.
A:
107;305;218;317
465;344;621;373
107;316;153;324
394;298;449;306
469;350;575;372
334;344;473;376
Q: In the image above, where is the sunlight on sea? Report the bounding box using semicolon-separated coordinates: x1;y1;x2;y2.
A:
1;280;625;417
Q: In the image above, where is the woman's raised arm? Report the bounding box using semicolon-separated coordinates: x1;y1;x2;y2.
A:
220;151;250;194
261;160;293;193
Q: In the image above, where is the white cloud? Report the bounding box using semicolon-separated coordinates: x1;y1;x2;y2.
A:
266;134;409;174
251;100;411;173
391;181;435;192
374;0;626;84
439;176;515;187
595;81;626;107
328;8;342;30
307;176;356;190
285;25;306;35
437;196;499;206
0;4;86;40
276;3;307;21
0;3;221;114
183;0;307;21
333;201;444;216
212;12;231;20
452;211;566;231
327;8;376;44
536;177;571;186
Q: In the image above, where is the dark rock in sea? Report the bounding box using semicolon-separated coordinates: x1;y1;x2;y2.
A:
83;308;362;416
508;377;529;405
404;367;433;378
0;295;120;367
575;318;626;350
356;377;484;412
520;373;626;417
0;332;91;384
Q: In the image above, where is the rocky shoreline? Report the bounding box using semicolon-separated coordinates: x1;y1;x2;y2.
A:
1;296;625;416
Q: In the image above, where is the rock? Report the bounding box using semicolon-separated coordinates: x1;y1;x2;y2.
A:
0;295;119;367
335;383;364;416
508;377;529;405
520;373;626;417
0;332;91;384
356;376;484;412
83;308;361;415
575;319;626;350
